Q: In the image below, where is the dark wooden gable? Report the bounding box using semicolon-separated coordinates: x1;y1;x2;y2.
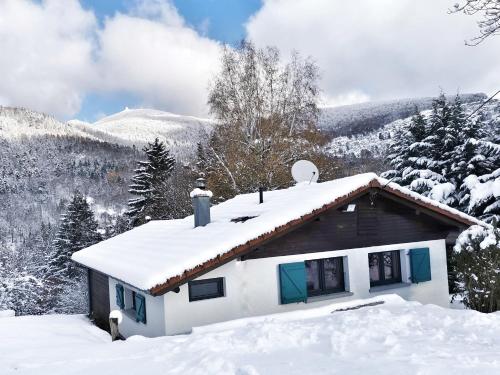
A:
88;269;110;332
242;191;463;260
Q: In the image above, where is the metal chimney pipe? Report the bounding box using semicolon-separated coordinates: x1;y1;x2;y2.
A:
259;187;265;204
190;178;212;227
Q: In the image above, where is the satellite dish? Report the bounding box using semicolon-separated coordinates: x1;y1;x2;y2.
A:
291;160;319;184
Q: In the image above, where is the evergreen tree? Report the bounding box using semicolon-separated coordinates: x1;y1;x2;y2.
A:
384;93;499;214
443;95;467;184
453;222;500;312
409;94;449;194
195;142;207;177
460;167;500;223
383;106;441;194
50;191;102;279
383;108;421;183
127;138;175;227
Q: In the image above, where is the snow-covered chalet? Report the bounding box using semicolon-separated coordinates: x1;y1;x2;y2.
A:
72;173;481;337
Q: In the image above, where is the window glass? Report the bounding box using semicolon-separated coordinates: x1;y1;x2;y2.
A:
305;257;345;297
189;278;224;301
123;287;137;310
368;250;401;287
324;258;343;290
306;260;321;294
369;253;381;283
383;252;394;279
191;282;219;296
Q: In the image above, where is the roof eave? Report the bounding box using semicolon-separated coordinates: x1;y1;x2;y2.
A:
149;178;482;296
149;183;372;296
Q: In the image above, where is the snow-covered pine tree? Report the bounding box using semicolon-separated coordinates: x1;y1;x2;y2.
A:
46;191;102;314
455;117;500;223
50;191;102;279
460;167;500;223
195;142;207;177
127;138;175;227
384;94;499;211
383;108;423;183
383;105;445;197
443;95;467;184
409;94;449;196
452;124;487;186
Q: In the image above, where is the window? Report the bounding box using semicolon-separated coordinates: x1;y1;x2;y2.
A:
341;204;356;212
305;257;345;297
368;250;401;287
116;284;147;324
189;278;224;302
124;288;136;311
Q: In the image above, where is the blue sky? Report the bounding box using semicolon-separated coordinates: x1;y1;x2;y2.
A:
81;0;261;42
75;0;261;122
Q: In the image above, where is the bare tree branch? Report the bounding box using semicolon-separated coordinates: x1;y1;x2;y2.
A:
451;0;500;45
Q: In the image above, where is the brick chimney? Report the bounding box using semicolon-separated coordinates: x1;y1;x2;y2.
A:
190;178;212;227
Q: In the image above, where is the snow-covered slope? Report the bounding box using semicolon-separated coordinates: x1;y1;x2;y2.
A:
319;93;487;137
327;98;500;158
0;107;98;141
1;295;500;374
72;108;215;158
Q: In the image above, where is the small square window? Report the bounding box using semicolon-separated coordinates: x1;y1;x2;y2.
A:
343;204;356;212
189;278;225;302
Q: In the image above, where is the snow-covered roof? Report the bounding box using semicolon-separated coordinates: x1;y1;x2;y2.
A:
72;173;481;294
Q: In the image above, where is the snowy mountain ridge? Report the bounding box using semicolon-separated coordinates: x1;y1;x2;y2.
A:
0;106;214;160
70;108;215;157
0;107;99;141
319;93;487;137
327;98;500;158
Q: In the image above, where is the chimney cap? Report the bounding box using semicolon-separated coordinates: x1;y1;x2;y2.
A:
190;188;213;198
195;177;207;189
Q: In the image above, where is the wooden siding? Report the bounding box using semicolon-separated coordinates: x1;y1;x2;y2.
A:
88;269;110;332
242;193;463;260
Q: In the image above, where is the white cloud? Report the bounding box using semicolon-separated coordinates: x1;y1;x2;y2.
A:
246;0;500;104
319;91;371;108
1;0;498;119
95;2;221;117
0;0;221;118
0;0;96;117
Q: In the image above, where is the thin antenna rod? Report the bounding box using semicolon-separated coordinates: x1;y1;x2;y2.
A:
465;90;500;121
382;176;396;188
309;171;316;184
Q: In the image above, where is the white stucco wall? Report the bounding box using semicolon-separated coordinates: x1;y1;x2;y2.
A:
108;278;166;338
162;239;449;336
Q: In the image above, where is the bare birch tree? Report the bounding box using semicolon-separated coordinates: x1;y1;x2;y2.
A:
206;41;339;200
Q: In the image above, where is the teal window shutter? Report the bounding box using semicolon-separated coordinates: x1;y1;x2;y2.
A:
279;262;307;304
115;284;124;309
410;248;431;283
135;294;147;324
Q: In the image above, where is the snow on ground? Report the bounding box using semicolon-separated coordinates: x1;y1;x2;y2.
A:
1;295;500;375
0;310;14;318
